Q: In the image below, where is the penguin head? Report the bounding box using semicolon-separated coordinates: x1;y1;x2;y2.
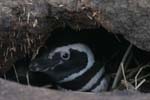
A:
29;43;95;82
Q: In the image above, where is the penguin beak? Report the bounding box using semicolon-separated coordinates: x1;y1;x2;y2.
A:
29;58;61;72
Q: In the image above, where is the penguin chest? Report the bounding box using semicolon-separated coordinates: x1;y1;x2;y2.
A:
57;65;109;92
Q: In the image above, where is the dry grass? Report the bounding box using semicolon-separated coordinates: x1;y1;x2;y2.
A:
112;43;150;92
111;44;133;89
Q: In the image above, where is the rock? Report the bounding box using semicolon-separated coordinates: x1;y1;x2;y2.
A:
0;79;147;100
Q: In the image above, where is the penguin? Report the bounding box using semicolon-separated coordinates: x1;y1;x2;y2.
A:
29;43;109;93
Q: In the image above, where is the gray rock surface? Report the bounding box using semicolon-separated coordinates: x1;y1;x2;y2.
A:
48;0;150;51
0;79;148;100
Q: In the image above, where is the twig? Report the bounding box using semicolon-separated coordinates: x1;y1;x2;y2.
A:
111;44;132;89
135;65;150;88
130;73;150;84
31;45;44;60
121;63;128;90
26;71;30;86
135;79;146;90
13;64;20;83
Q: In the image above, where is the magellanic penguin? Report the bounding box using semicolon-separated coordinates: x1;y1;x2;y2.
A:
29;43;109;93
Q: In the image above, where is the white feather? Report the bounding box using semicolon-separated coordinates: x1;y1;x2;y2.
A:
78;67;104;91
91;77;108;93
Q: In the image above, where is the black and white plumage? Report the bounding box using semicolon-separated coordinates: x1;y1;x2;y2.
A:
29;43;109;92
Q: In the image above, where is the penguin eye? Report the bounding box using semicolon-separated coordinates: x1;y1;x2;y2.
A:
61;52;70;60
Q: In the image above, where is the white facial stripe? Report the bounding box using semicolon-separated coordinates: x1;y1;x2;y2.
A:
56;43;95;83
48;46;70;59
91;77;108;93
78;67;104;91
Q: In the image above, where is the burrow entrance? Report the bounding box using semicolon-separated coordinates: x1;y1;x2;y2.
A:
1;27;150;93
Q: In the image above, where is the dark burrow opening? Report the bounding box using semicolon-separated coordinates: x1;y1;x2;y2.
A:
1;27;150;93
